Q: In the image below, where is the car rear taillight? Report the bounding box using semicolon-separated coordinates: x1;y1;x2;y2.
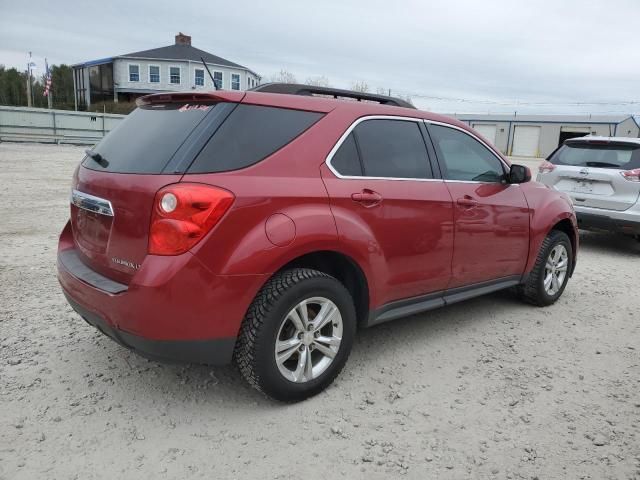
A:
149;184;234;255
620;168;640;182
538;161;556;174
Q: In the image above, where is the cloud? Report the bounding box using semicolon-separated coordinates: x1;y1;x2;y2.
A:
1;0;638;114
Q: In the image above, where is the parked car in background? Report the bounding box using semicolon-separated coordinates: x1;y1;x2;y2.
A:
537;137;640;239
57;84;578;402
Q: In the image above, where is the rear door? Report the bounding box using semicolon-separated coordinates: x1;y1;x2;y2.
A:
321;117;454;305
544;141;640;211
426;122;529;288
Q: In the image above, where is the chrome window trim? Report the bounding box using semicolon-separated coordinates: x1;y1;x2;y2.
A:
325;115;512;184
324;115;443;182
70;189;114;217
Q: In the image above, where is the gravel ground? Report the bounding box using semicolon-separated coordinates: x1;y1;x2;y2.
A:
1;142;639;480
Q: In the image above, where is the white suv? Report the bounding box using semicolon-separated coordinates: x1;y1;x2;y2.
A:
537;136;640;239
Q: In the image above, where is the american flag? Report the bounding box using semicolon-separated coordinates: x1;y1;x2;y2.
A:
43;59;52;97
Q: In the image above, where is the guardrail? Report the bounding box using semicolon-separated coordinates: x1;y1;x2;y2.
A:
0;106;125;145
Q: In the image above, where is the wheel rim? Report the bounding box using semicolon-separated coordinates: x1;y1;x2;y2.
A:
274;297;343;383
543;244;569;296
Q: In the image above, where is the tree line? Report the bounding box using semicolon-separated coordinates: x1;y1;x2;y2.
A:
0;64;75;110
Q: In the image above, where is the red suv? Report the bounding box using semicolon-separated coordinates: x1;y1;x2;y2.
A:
57;84;578;401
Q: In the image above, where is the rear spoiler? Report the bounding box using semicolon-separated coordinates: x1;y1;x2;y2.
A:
565;138;640;149
136;91;245;107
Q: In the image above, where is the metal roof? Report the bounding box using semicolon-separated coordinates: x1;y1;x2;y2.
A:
117;44;250;71
72;57;113;68
447;113;634;124
73;44;257;76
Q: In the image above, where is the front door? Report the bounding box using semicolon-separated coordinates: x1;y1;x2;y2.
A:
426;123;530;288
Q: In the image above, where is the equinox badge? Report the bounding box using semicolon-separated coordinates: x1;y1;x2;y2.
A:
111;257;140;270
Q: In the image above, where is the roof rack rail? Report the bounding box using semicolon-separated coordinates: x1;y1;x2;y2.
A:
250;83;416;109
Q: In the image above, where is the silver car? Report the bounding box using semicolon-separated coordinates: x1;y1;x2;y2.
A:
536;136;640;238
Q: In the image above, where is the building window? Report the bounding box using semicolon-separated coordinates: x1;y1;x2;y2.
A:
213;71;223;89
231;73;240;90
195;69;205;87
149;65;160;83
170;66;181;84
129;64;139;82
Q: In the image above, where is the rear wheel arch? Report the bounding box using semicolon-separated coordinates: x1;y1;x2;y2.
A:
271;250;370;328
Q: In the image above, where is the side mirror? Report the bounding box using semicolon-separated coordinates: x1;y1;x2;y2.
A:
509;164;531;184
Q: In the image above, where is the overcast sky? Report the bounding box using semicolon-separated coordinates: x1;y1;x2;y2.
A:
1;0;638;114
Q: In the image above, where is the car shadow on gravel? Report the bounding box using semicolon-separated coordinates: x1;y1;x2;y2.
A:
578;231;640;255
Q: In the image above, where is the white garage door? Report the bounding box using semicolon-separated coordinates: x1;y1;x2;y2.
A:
512;126;541;157
472;124;497;145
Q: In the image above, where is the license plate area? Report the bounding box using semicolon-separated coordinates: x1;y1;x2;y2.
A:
572;180;594;194
72;206;112;254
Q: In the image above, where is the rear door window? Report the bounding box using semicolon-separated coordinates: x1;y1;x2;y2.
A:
330;133;363;176
187;105;323;173
351;119;432;179
84;103;215;174
550;143;640;170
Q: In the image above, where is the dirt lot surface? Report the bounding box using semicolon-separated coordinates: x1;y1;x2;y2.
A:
1;142;639;480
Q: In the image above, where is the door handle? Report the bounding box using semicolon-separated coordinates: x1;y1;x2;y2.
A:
456;196;478;208
351;189;382;207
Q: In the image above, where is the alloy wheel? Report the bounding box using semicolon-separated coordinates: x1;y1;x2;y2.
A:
543;244;568;296
274;297;343;383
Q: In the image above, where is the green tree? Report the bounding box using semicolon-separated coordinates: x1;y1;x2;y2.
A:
50;64;75;109
0;65;28;106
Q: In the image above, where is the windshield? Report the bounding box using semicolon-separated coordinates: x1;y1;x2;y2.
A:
549;143;640;170
83;103;217;174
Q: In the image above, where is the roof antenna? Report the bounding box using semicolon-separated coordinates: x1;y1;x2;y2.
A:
200;57;217;90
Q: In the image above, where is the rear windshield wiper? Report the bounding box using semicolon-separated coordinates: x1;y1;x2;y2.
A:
584;161;620;168
85;149;109;168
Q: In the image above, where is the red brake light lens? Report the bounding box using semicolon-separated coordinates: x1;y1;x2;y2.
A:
620;168;640;182
538;161;556;174
149;183;234;255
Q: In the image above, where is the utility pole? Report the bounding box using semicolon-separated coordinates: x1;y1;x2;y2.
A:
26;58;32;107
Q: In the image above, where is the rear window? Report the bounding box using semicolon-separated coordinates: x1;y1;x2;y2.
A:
550;143;640;170
84;103;215;174
187;105;323;173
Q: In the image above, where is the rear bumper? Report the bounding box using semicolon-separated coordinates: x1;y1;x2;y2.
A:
57;222;266;365
574;205;640;235
64;292;236;364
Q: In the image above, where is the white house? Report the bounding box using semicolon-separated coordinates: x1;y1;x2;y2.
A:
72;33;260;109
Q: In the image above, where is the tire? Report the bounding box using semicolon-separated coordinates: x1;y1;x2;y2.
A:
519;229;573;306
234;268;356;402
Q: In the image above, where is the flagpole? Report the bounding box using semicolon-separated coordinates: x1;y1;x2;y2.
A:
45;58;53;109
